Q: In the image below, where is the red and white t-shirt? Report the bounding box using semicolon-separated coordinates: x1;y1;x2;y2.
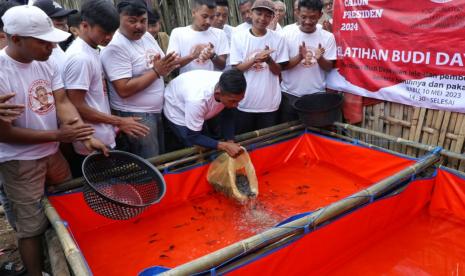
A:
167;26;229;74
101;31;165;113
0;49;62;162
281;26;336;96
230;29;289;112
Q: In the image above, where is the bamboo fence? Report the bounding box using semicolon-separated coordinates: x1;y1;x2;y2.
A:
56;0;297;33
360;102;465;171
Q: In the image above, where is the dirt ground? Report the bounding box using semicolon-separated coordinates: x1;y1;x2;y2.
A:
0;207;20;267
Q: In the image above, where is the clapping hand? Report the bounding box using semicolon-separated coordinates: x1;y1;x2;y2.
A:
0;93;24;123
153;51;180;77
254;45;275;63
315;43;326;60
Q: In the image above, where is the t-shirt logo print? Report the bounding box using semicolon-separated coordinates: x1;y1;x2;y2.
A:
28;80;55;115
145;49;159;68
301;46;318;67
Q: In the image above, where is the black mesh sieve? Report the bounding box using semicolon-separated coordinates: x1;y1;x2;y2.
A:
82;150;166;220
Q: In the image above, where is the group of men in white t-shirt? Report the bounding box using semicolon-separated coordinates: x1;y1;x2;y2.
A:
163;0;336;135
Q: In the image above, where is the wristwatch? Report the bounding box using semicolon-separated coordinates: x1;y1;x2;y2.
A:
210;53;218;60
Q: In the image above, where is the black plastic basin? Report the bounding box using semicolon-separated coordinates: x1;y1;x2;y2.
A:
293;92;343;127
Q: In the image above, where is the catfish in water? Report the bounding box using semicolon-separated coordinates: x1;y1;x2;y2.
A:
235;174;256;197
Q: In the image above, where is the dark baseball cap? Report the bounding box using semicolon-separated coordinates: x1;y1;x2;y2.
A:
117;0;148;11
33;0;77;18
251;0;275;14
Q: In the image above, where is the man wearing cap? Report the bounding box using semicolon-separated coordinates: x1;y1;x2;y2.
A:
230;0;289;134
34;0;77;32
0;2;26;275
33;0;77;72
101;0;179;158
167;0;229;74
0;5;107;276
280;0;336;122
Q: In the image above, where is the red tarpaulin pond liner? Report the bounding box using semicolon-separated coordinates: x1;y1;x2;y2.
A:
48;133;465;275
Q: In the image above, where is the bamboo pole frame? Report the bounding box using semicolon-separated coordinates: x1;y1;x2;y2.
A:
45;228;71;276
48;121;302;194
160;150;440;275
334;122;465;161
157;125;304;172
306;126;415;160
41;128;303;275
43;198;92;276
43;123;447;275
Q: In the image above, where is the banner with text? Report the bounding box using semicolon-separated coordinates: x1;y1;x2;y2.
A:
327;0;465;112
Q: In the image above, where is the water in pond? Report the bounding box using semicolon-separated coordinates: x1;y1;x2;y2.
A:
235;199;284;234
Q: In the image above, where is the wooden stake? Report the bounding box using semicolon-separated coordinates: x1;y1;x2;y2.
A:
43;198;91;276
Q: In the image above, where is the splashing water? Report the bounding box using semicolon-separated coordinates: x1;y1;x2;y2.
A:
235;198;284;234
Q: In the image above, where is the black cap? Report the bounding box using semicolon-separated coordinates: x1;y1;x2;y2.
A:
147;10;160;24
117;0;148;11
33;0;77;18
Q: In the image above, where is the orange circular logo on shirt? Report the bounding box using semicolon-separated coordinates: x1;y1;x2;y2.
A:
28;79;55;115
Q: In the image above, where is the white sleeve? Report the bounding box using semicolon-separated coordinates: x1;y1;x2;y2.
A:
185;100;207;132
273;33;289;63
166;28;181;55
50;60;64;91
63;56;92;90
216;29;230;56
324;33;337;61
283;33;294;56
101;45;132;81
229;32;244;65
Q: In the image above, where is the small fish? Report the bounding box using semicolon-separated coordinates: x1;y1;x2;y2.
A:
235;174;256;197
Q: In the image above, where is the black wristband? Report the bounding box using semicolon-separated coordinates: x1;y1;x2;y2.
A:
152;66;160;77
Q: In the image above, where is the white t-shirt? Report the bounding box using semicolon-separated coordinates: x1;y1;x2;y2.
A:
230;29;289;112
101;31;165;113
280;23;298;35
163;70;224;131
0;50;62;162
167;26;229;74
215;24;234;70
64;37;116;155
223;24;234;44
281;26;336;96
235;22;252;32
49;45;67;75
269;22;282;31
